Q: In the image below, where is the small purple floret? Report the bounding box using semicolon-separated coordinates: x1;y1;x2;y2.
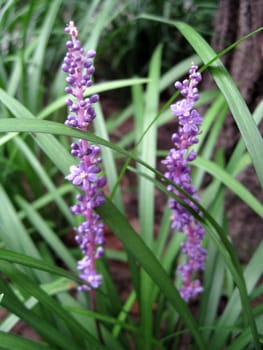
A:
62;21;106;291
162;63;207;302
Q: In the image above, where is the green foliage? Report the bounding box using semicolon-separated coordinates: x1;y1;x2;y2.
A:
0;1;262;349
98;0;217;76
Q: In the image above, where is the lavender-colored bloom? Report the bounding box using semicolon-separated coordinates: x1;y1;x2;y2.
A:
162;63;206;302
62;21;106;291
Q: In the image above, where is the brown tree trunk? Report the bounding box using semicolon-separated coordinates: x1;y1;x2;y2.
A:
211;0;263;105
205;0;263;261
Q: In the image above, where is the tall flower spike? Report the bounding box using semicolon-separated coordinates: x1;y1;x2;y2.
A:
62;21;106;291
162;63;207;302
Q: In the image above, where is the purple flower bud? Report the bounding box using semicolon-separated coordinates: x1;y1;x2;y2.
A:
95;247;104;259
79;100;86;108
65;98;73;106
66;40;74;49
68;67;75;74
187;150;197;162
70;103;79;112
70;61;77;69
174;81;183;90
66;76;75;85
90;94;99;103
65;87;73;94
78;79;85;87
62;64;69;72
84;59;93;68
87;49;96;58
87;67;95;75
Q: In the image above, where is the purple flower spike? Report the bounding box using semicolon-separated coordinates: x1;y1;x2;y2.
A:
62;21;106;291
162;63;207;302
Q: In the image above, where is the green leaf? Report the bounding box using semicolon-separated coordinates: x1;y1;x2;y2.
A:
209;239;263;349
0;185;49;282
0;88;74;174
0;332;53;350
0;262;105;350
94;103;124;211
0;249;77;282
38;78;149;120
193;156;263;217
137;45;162;349
27;0;62;112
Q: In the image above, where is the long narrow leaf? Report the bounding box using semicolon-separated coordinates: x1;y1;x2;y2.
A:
27;0;62;112
0;249;77;282
0;332;53;350
0;185;49;283
137;45;162;349
193;156;263;217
